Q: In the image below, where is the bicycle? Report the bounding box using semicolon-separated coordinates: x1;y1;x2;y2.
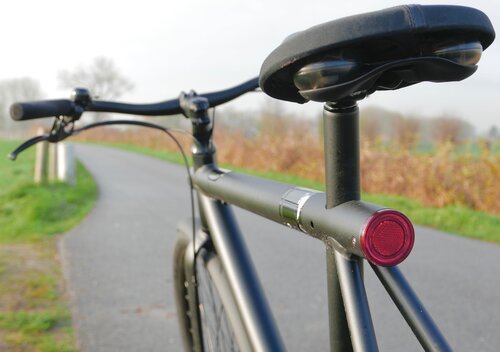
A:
9;4;495;352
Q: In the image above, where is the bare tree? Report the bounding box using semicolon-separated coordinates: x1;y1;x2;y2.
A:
487;125;499;142
360;107;387;146
58;57;133;100
483;125;500;151
432;115;474;145
392;117;421;150
0;77;43;134
360;116;380;146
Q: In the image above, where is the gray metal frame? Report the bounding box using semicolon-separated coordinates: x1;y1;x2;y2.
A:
198;194;286;351
179;95;452;352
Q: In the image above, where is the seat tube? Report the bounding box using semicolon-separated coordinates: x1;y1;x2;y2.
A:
323;101;360;352
323;100;360;207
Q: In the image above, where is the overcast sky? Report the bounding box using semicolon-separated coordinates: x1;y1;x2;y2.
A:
1;0;498;132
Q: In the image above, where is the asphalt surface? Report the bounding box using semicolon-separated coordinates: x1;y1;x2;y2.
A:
60;144;500;352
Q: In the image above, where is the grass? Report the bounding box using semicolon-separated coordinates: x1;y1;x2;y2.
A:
0;311;59;333
0;139;97;351
0;162;97;243
0;243;78;352
97;142;499;244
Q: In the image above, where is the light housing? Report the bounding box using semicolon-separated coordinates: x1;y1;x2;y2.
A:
293;60;360;91
432;41;482;65
360;209;415;267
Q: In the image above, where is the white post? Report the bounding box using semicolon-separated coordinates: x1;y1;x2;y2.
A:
34;127;48;184
48;143;58;182
57;143;76;185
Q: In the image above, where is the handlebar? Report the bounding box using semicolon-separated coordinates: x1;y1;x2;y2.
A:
10;99;76;121
10;77;259;121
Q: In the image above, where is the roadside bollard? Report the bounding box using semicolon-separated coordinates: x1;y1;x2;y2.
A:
57;143;76;185
34;127;48;184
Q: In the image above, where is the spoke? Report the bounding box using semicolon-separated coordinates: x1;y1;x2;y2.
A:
196;256;239;352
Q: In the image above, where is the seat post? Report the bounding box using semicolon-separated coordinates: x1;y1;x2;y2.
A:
323;100;359;352
323;101;360;208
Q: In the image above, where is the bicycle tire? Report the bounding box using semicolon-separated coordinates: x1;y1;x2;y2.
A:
173;218;251;352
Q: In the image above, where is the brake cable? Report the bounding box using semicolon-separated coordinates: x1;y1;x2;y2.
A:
9;119;199;264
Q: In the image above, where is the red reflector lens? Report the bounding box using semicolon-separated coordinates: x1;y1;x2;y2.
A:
361;210;414;267
372;220;405;256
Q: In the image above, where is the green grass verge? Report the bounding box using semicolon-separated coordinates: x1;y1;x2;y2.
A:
0;310;63;334
0;141;97;243
97;142;499;243
0;139;97;351
0;164;96;243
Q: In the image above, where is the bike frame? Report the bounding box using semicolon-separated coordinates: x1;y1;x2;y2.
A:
184;96;452;352
9;79;455;352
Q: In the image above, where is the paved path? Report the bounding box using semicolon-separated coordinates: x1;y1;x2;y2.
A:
61;144;500;352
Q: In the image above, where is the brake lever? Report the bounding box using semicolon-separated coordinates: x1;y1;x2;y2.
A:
9;115;75;160
9;134;50;160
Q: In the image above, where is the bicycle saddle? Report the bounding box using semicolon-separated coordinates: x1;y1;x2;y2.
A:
259;5;495;103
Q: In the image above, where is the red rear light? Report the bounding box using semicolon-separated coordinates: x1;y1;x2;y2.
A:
360;209;414;267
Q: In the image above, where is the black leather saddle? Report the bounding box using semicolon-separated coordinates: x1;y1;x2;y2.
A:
259;5;495;103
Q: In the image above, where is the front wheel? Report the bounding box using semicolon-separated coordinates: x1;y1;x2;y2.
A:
173;218;250;352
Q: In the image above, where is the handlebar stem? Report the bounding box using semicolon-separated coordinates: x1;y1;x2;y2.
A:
180;92;216;169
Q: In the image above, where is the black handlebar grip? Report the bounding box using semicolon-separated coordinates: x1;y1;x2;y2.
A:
10;99;75;121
